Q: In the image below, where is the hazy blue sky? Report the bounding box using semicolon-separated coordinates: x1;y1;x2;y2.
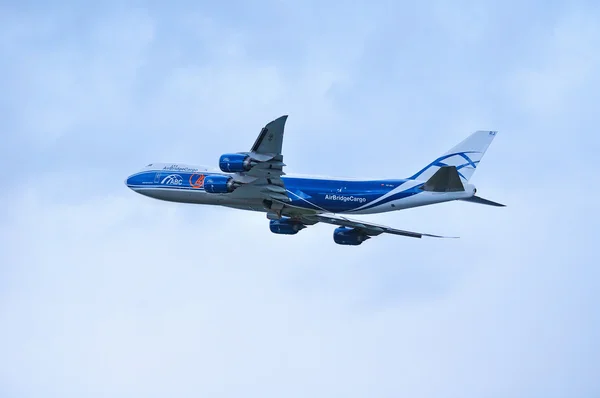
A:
1;1;599;397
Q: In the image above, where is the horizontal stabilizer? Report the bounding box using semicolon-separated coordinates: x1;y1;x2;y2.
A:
460;195;506;207
422;166;465;192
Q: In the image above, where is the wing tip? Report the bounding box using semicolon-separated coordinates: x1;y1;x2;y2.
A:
423;234;460;239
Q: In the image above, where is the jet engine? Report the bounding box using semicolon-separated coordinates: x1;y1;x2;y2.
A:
204;175;238;193
333;227;370;245
219;153;256;173
269;218;306;235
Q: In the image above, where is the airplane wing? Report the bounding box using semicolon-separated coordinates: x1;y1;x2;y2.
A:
228;115;292;208
306;213;458;239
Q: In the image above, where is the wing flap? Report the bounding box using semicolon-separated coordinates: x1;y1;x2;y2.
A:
245;161;286;178
264;185;287;194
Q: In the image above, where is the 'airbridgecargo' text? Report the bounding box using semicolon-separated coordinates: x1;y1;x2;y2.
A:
324;195;367;203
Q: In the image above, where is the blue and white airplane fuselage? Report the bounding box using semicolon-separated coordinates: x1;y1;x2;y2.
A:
126;164;476;215
125;115;504;245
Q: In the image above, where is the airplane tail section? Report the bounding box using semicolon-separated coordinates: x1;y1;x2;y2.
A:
410;130;498;183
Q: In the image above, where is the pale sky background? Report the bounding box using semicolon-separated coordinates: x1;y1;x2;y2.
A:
1;1;599;397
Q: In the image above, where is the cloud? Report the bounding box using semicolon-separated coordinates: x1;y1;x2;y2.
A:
1;2;599;398
507;8;600;119
1;8;155;147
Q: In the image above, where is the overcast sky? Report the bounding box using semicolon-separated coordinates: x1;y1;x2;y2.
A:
1;1;599;397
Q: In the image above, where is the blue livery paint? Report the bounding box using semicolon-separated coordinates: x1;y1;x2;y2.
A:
125;170;421;214
204;175;235;193
219;153;252;173
269;218;306;234
284;178;411;213
410;151;479;180
333;227;370;245
126;171;206;191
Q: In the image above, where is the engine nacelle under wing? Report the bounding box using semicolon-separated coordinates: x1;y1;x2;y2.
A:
333;227;370;245
204;175;238;193
270;218;306;235
219;153;255;173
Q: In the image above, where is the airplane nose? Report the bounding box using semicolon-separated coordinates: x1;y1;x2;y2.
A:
125;169;151;191
125;175;134;189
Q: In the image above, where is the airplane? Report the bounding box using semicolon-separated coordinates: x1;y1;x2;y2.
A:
125;115;504;245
